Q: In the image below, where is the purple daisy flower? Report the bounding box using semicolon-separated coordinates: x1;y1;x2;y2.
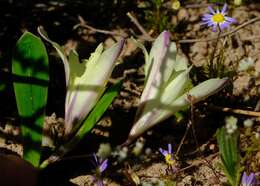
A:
241;172;257;186
94;154;108;174
92;154;108;186
159;144;176;172
202;3;236;32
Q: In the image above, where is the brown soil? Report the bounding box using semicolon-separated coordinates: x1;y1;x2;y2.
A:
0;1;259;186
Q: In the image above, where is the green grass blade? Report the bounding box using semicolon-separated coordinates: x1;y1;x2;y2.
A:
40;81;122;169
12;32;49;167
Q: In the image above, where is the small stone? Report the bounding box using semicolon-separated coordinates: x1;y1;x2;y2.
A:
177;8;189;21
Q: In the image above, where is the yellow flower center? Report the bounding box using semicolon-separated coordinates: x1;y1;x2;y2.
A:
165;154;174;166
212;13;225;23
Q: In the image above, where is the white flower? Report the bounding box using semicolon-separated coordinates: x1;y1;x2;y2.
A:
127;31;228;143
238;57;255;72
243;119;254;128
225;116;238;134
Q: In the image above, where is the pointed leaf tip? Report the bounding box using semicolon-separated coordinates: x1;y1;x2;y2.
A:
162;31;170;47
187;77;228;102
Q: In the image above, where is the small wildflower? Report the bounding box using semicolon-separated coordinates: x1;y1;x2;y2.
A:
172;0;181;10
132;140;145;156
243;119;254;128
234;0;242;6
97;143;112;160
238;57;255;72
118;146;128;161
241;172;257;186
92;154;108;186
225;116;238;134
202;3;236;32
159;144;176;173
145;147;152;155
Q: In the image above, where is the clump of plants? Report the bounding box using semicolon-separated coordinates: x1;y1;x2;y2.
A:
11;27;124;171
1;1;259;185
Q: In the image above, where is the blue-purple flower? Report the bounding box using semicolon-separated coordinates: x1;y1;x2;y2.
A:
92;154;108;186
159;144;176;172
241;172;257;186
202;4;236;32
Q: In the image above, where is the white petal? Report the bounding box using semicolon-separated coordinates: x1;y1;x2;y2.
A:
140;31;170;103
38;26;70;86
64;39;124;136
129;67;191;142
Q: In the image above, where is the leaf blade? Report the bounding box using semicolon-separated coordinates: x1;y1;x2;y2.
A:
12;32;49;167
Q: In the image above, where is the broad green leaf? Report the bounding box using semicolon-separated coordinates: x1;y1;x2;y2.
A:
12;32;49;167
40;81;122;169
217;127;240;186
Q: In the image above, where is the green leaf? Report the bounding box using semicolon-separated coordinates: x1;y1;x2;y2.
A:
71;80;122;142
12;32;49;167
216;127;240;186
40;81;122;169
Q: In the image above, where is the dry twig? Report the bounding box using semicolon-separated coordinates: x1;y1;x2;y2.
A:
126;12;154;41
74;16;128;38
210;105;260;117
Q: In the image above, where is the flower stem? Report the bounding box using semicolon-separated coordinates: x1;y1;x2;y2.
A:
209;26;222;74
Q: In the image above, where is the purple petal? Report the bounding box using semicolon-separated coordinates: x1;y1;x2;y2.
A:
225;16;237;24
201;19;215;27
247;173;257;185
99;159;108;173
96;179;104;186
212;24;218;32
221;3;228;14
202;14;212;20
208;6;215;14
168;144;172;154
241;172;257;186
201;21;209;25
163;31;170;48
202;17;210;21
219;22;230;31
159;148;167;156
242;172;247;185
202;17;211;21
206;21;215;26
